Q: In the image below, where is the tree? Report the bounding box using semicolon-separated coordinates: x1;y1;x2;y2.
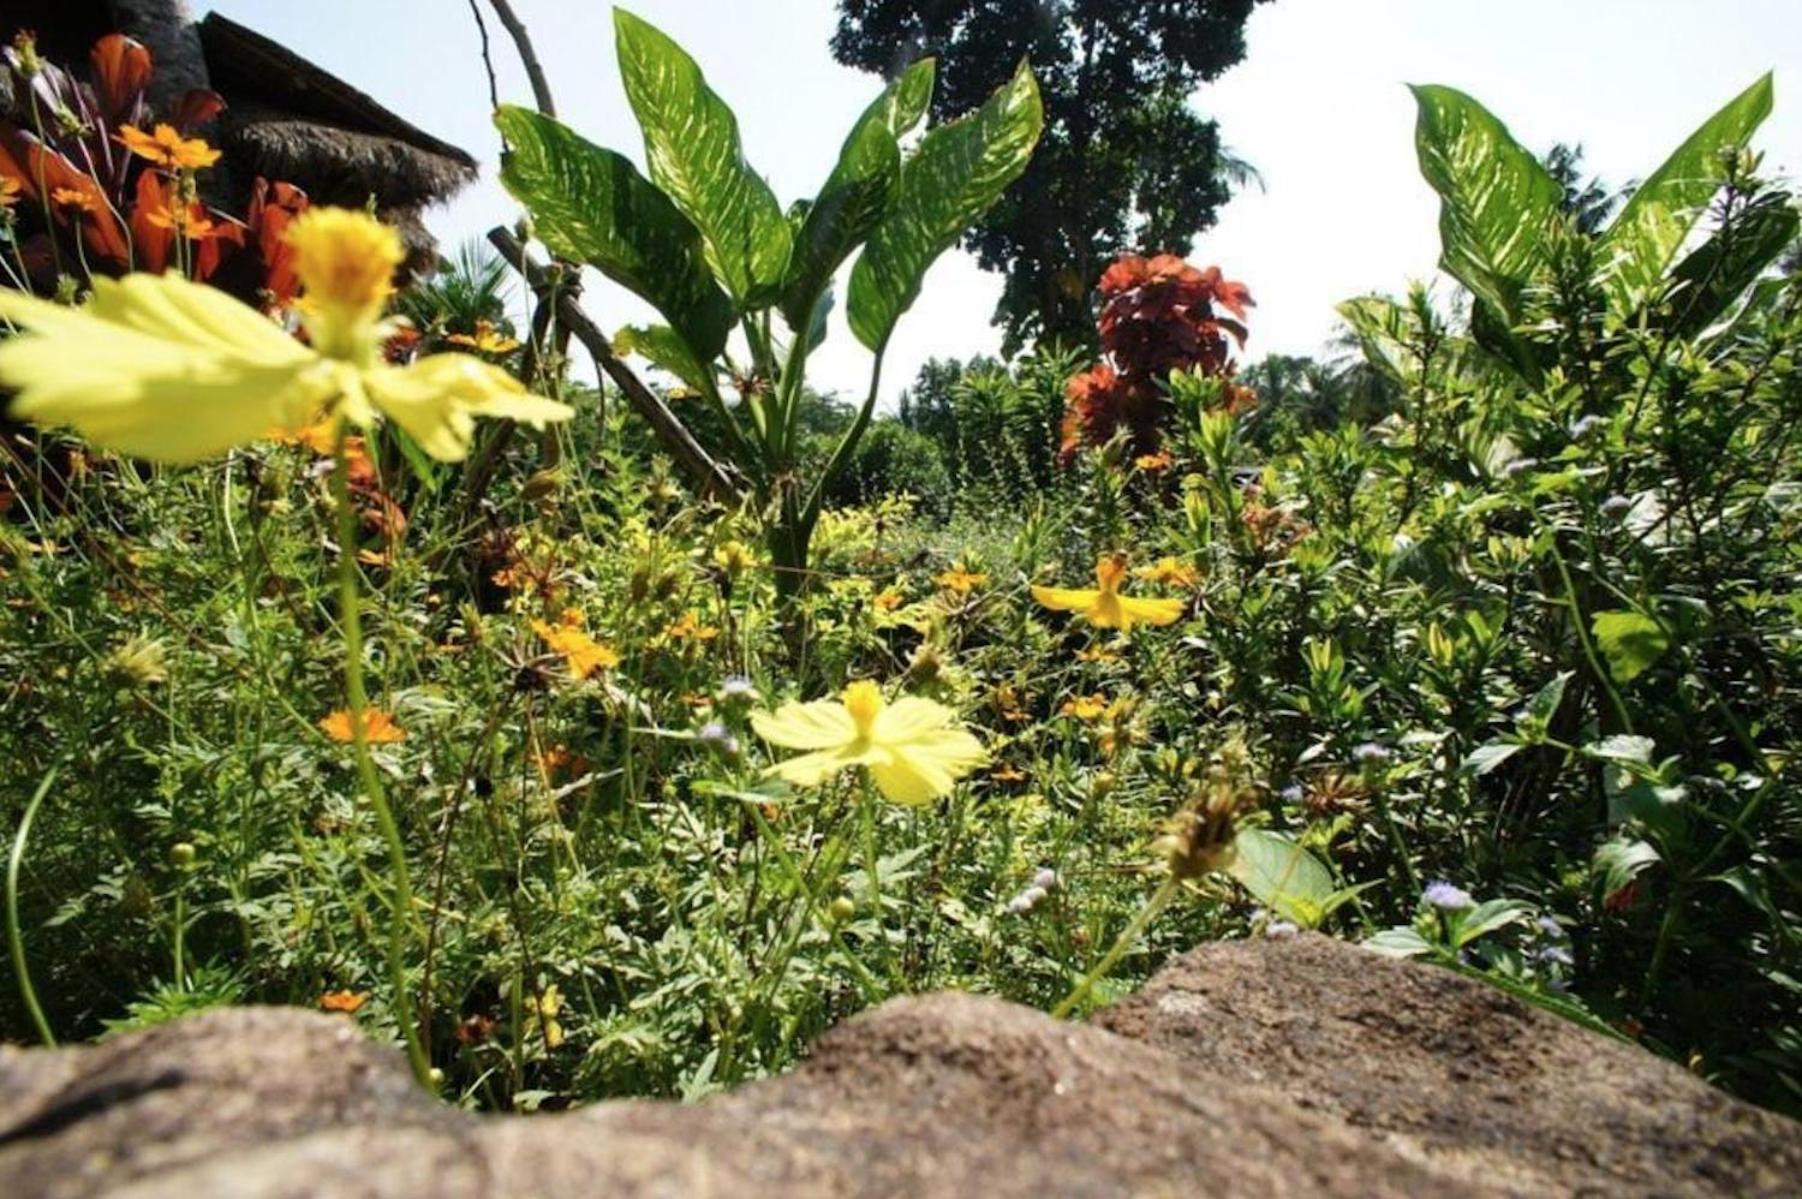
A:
831;1;1265;354
1541;142;1629;236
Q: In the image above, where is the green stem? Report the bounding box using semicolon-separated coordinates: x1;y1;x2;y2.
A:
331;428;431;1087
7;767;57;1047
1052;873;1179;1020
1544;530;1634;734
747;801;882;1003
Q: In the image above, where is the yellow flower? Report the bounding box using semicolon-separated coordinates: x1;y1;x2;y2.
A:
1135;556;1200;588
751;679;986;806
713;539;755;577
525;984;565;1048
665;610;719;641
0;175;22;209
1031;554;1186;631
446;319;521;355
1134;449;1174;472
0;208;571;463
319;708;405;744
532;618;620;679
935;567;987;595
872;587;906;612
116;122;221;170
1060;693;1108;721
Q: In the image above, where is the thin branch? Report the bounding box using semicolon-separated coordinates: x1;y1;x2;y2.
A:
485;0;558;118
487;228;743;502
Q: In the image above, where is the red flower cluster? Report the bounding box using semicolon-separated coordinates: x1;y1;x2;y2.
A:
0;31;307;305
1060;253;1255;460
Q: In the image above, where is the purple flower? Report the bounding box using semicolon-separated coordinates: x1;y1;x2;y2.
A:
1032;867;1060;892
1278;783;1304;804
1422;881;1475;912
1537;915;1566;939
1265;920;1299;940
717;675;759;705
1352;742;1393;766
1600;494;1633;517
697;721;740;761
1537;945;1575;969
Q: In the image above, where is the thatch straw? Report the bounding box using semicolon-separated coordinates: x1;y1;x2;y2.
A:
220;102;475;209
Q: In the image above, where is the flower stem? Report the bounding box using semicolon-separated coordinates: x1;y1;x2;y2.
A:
332;428;431;1087
7;766;57;1047
1052;873;1179;1020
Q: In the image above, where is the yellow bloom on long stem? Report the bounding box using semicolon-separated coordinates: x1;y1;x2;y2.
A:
751;679;986;806
1031;554;1187;631
116;122;222;170
0;207;571;464
531;617;620;679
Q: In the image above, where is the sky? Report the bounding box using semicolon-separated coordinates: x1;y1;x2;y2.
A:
200;0;1802;405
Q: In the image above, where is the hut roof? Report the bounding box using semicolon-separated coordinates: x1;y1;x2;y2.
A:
198;13;476;210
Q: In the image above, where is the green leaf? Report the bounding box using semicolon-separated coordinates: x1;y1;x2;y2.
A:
1590;609;1671;683
886;57;935;137
1659;189;1799;339
1592;838;1661;902
614;324;712;394
614;8;792;307
1365;927;1434;958
1450;898;1532;948
1599;73;1774;316
780;65;938;331
1408;85;1562;359
1523;670;1572;728
848;59;1042;352
495;105;733;361
1583;734;1655;765
1462;741;1522;777
1227;828;1337;929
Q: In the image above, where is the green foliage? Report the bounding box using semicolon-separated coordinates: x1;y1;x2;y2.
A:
497;10;1042;602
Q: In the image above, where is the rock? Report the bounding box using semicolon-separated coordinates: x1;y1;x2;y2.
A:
2;934;1797;1197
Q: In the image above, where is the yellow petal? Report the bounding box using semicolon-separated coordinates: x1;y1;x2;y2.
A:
765;744;868;788
1118;596;1186;627
751;699;857;750
1030;585;1100;613
872;695;954;742
0;281;328;463
364;355;573;463
869;729;986;805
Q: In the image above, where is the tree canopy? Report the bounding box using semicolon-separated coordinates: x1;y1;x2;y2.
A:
831;0;1266;353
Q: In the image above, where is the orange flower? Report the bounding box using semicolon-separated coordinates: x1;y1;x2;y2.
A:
50;186;100;217
532;618;620;679
116;122;221;170
0;175;20;209
1075;645;1122;664
872;587;906;612
446;319;522;355
319;990;368;1013
989;764;1027;784
144;199;216;239
318;708;406;744
934;567;987;595
1134;449;1174;472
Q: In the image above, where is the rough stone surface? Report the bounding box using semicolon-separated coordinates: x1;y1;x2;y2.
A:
2;935;1798;1197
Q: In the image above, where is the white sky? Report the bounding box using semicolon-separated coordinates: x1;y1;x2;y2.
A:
202;0;1802;403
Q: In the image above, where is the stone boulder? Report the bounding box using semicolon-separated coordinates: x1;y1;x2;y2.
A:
2;935;1797;1197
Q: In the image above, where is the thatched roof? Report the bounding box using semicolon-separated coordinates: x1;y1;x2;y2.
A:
198;13;476;210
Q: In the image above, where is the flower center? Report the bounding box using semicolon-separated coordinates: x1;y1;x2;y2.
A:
842;680;884;739
283;208;404;363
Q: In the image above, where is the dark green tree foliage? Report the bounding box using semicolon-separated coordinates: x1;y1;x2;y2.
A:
831;0;1265;353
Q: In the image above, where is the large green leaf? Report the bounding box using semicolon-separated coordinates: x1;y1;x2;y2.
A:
1227;828;1337;927
614;8;791;308
614;324;712;394
495;105;733;361
848;59;1042;352
780;59;935;332
1659;189;1798;339
1590;609;1671;683
1409;85;1562;342
1599;73;1774;317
